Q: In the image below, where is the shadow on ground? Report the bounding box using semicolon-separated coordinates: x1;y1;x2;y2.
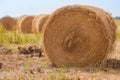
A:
105;59;120;70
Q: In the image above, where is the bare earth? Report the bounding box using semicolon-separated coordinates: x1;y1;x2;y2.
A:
0;41;120;80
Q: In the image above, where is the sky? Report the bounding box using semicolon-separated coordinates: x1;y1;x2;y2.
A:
0;0;120;18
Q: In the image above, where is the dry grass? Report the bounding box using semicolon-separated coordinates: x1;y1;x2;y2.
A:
0;46;120;80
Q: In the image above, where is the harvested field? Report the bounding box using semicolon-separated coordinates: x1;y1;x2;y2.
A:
0;40;120;80
32;14;49;34
17;16;34;34
0;16;17;31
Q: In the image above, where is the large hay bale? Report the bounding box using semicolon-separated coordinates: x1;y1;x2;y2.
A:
32;14;49;34
43;5;117;67
17;15;34;34
0;16;17;31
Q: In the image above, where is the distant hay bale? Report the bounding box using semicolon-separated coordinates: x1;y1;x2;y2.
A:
43;5;117;67
0;16;17;31
32;14;49;34
17;15;34;34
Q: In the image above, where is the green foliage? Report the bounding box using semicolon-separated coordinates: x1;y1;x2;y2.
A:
0;26;40;45
48;71;57;80
59;67;66;78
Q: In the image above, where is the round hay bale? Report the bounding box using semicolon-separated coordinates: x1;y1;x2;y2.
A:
0;16;17;31
17;15;34;34
43;5;117;67
32;14;49;34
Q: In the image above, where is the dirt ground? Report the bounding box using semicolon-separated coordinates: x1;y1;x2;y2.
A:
0;41;120;80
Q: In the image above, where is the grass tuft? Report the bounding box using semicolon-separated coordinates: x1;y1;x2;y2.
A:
0;26;41;45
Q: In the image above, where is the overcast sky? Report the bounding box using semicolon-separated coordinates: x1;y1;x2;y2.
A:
0;0;119;18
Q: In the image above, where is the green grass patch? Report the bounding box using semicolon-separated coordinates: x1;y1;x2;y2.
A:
0;26;41;45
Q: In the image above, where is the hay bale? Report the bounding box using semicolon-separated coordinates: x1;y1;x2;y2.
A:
32;14;49;34
17;15;34;34
43;5;117;67
0;16;17;31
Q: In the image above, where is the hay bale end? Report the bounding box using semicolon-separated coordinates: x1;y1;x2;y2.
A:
17;15;34;34
0;16;17;31
43;5;117;67
32;14;49;34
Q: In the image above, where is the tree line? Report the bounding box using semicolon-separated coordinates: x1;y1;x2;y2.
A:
114;16;120;20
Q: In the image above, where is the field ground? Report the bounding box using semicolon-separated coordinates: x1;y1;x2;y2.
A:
115;19;120;27
0;20;120;80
